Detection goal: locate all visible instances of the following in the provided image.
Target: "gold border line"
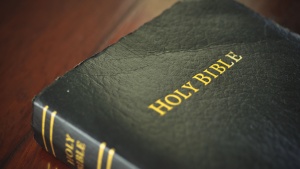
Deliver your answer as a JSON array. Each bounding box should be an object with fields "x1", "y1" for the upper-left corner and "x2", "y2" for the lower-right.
[
  {"x1": 42, "y1": 105, "x2": 49, "y2": 152},
  {"x1": 106, "y1": 149, "x2": 115, "y2": 169},
  {"x1": 50, "y1": 111, "x2": 57, "y2": 157},
  {"x1": 97, "y1": 142, "x2": 106, "y2": 169}
]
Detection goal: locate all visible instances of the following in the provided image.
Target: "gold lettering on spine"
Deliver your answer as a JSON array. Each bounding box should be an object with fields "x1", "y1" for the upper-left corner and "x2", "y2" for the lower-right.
[
  {"x1": 66, "y1": 149, "x2": 74, "y2": 165},
  {"x1": 193, "y1": 73, "x2": 211, "y2": 85},
  {"x1": 106, "y1": 149, "x2": 115, "y2": 169},
  {"x1": 148, "y1": 99, "x2": 173, "y2": 116},
  {"x1": 65, "y1": 133, "x2": 75, "y2": 166},
  {"x1": 225, "y1": 51, "x2": 242, "y2": 62},
  {"x1": 97, "y1": 143, "x2": 106, "y2": 169},
  {"x1": 66, "y1": 133, "x2": 75, "y2": 143},
  {"x1": 50, "y1": 111, "x2": 57, "y2": 157},
  {"x1": 75, "y1": 140, "x2": 86, "y2": 169},
  {"x1": 42, "y1": 105, "x2": 49, "y2": 152},
  {"x1": 64, "y1": 134, "x2": 86, "y2": 168}
]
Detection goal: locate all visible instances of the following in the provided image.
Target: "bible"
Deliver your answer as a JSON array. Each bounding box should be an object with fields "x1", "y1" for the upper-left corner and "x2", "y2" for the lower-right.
[{"x1": 32, "y1": 0, "x2": 300, "y2": 169}]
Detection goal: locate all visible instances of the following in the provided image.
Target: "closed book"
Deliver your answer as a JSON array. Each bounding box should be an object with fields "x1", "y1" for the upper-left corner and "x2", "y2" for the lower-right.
[{"x1": 32, "y1": 0, "x2": 300, "y2": 169}]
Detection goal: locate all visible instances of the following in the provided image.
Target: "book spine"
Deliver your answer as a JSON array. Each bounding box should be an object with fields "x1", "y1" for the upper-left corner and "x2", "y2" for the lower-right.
[{"x1": 32, "y1": 99, "x2": 138, "y2": 169}]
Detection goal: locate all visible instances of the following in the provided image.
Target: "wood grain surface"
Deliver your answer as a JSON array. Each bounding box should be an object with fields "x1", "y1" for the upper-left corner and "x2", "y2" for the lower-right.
[{"x1": 0, "y1": 0, "x2": 299, "y2": 168}]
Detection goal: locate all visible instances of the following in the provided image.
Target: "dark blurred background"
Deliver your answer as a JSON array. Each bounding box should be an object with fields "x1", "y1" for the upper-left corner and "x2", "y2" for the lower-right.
[{"x1": 238, "y1": 0, "x2": 300, "y2": 33}]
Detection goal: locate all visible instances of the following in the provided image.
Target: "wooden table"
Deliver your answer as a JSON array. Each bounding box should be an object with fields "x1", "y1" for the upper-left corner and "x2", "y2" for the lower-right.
[{"x1": 0, "y1": 0, "x2": 299, "y2": 168}]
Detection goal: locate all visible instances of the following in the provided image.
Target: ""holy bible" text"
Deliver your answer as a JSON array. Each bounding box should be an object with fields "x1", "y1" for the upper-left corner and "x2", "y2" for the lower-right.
[{"x1": 148, "y1": 51, "x2": 243, "y2": 116}]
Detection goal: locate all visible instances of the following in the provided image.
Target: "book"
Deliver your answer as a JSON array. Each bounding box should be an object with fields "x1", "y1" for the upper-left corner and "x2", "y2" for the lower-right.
[{"x1": 32, "y1": 0, "x2": 300, "y2": 169}]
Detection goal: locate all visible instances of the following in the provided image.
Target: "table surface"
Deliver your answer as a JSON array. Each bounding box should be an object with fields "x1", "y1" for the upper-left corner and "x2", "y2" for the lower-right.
[{"x1": 0, "y1": 0, "x2": 299, "y2": 168}]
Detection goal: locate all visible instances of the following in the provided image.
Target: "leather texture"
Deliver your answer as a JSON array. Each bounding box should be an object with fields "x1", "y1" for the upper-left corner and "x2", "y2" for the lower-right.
[{"x1": 33, "y1": 0, "x2": 300, "y2": 168}]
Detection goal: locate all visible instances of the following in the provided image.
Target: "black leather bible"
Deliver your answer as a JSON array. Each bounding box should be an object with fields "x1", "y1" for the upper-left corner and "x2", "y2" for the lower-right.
[{"x1": 32, "y1": 0, "x2": 300, "y2": 169}]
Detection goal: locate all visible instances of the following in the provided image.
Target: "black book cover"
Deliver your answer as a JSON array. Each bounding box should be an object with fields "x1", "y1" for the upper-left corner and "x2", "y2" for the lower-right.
[{"x1": 32, "y1": 0, "x2": 300, "y2": 169}]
